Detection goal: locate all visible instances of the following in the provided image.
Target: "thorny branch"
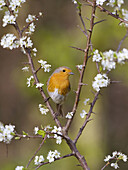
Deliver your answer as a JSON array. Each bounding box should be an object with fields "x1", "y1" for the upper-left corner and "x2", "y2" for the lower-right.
[
  {"x1": 74, "y1": 91, "x2": 99, "y2": 144},
  {"x1": 117, "y1": 30, "x2": 128, "y2": 52},
  {"x1": 26, "y1": 135, "x2": 47, "y2": 169},
  {"x1": 64, "y1": 0, "x2": 97, "y2": 133},
  {"x1": 35, "y1": 153, "x2": 74, "y2": 170},
  {"x1": 26, "y1": 49, "x2": 62, "y2": 128},
  {"x1": 85, "y1": 0, "x2": 128, "y2": 25}
]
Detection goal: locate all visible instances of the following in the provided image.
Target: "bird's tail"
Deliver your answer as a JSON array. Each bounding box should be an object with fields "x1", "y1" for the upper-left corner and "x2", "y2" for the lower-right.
[{"x1": 56, "y1": 104, "x2": 64, "y2": 117}]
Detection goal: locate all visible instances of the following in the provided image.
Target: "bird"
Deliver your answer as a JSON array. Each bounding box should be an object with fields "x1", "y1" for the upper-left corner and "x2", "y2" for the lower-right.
[{"x1": 47, "y1": 66, "x2": 74, "y2": 116}]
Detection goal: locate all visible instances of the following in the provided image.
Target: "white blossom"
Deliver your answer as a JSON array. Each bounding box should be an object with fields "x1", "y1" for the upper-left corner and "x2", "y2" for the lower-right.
[
  {"x1": 122, "y1": 154, "x2": 128, "y2": 162},
  {"x1": 9, "y1": 0, "x2": 26, "y2": 11},
  {"x1": 38, "y1": 59, "x2": 51, "y2": 72},
  {"x1": 92, "y1": 49, "x2": 102, "y2": 62},
  {"x1": 33, "y1": 48, "x2": 37, "y2": 52},
  {"x1": 0, "y1": 123, "x2": 15, "y2": 144},
  {"x1": 54, "y1": 150, "x2": 60, "y2": 159},
  {"x1": 47, "y1": 150, "x2": 60, "y2": 163},
  {"x1": 106, "y1": 0, "x2": 115, "y2": 7},
  {"x1": 117, "y1": 0, "x2": 124, "y2": 8},
  {"x1": 19, "y1": 36, "x2": 33, "y2": 48},
  {"x1": 34, "y1": 155, "x2": 44, "y2": 165},
  {"x1": 112, "y1": 151, "x2": 118, "y2": 157},
  {"x1": 101, "y1": 50, "x2": 116, "y2": 71},
  {"x1": 47, "y1": 150, "x2": 55, "y2": 163},
  {"x1": 44, "y1": 64, "x2": 51, "y2": 72},
  {"x1": 3, "y1": 14, "x2": 16, "y2": 27},
  {"x1": 26, "y1": 14, "x2": 35, "y2": 23},
  {"x1": 29, "y1": 22, "x2": 35, "y2": 32},
  {"x1": 39, "y1": 104, "x2": 49, "y2": 115},
  {"x1": 104, "y1": 151, "x2": 128, "y2": 169},
  {"x1": 22, "y1": 66, "x2": 29, "y2": 72},
  {"x1": 52, "y1": 126, "x2": 62, "y2": 144},
  {"x1": 0, "y1": 0, "x2": 5, "y2": 11},
  {"x1": 72, "y1": 0, "x2": 77, "y2": 4},
  {"x1": 44, "y1": 125, "x2": 52, "y2": 131},
  {"x1": 36, "y1": 83, "x2": 44, "y2": 88},
  {"x1": 19, "y1": 36, "x2": 27, "y2": 48},
  {"x1": 39, "y1": 12, "x2": 43, "y2": 16},
  {"x1": 0, "y1": 122, "x2": 4, "y2": 131},
  {"x1": 117, "y1": 48, "x2": 128, "y2": 63},
  {"x1": 80, "y1": 110, "x2": 88, "y2": 118},
  {"x1": 117, "y1": 152, "x2": 128, "y2": 162},
  {"x1": 92, "y1": 74, "x2": 110, "y2": 92},
  {"x1": 96, "y1": 0, "x2": 106, "y2": 6},
  {"x1": 25, "y1": 37, "x2": 33, "y2": 48},
  {"x1": 55, "y1": 136, "x2": 62, "y2": 144},
  {"x1": 65, "y1": 112, "x2": 73, "y2": 119},
  {"x1": 1, "y1": 33, "x2": 19, "y2": 50},
  {"x1": 51, "y1": 126, "x2": 62, "y2": 135},
  {"x1": 104, "y1": 155, "x2": 112, "y2": 162},
  {"x1": 77, "y1": 65, "x2": 83, "y2": 70},
  {"x1": 32, "y1": 48, "x2": 37, "y2": 56},
  {"x1": 84, "y1": 98, "x2": 90, "y2": 105},
  {"x1": 111, "y1": 162, "x2": 119, "y2": 169},
  {"x1": 38, "y1": 60, "x2": 47, "y2": 67},
  {"x1": 120, "y1": 9, "x2": 128, "y2": 27},
  {"x1": 34, "y1": 127, "x2": 39, "y2": 135},
  {"x1": 15, "y1": 166, "x2": 24, "y2": 170},
  {"x1": 26, "y1": 23, "x2": 36, "y2": 35},
  {"x1": 26, "y1": 75, "x2": 34, "y2": 87}
]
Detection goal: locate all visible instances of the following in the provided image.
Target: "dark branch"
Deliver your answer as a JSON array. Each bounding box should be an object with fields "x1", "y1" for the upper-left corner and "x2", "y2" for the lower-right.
[
  {"x1": 70, "y1": 46, "x2": 86, "y2": 52},
  {"x1": 64, "y1": 0, "x2": 97, "y2": 133},
  {"x1": 93, "y1": 19, "x2": 106, "y2": 26},
  {"x1": 26, "y1": 135, "x2": 47, "y2": 169},
  {"x1": 117, "y1": 30, "x2": 128, "y2": 52},
  {"x1": 35, "y1": 153, "x2": 74, "y2": 170},
  {"x1": 85, "y1": 0, "x2": 128, "y2": 25},
  {"x1": 74, "y1": 91, "x2": 99, "y2": 144}
]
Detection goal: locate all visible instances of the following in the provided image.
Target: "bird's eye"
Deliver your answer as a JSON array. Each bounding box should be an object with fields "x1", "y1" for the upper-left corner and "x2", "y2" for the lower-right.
[{"x1": 62, "y1": 69, "x2": 66, "y2": 72}]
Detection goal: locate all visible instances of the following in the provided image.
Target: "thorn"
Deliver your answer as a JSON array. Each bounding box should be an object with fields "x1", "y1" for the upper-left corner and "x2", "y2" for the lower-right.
[
  {"x1": 110, "y1": 80, "x2": 122, "y2": 84},
  {"x1": 118, "y1": 21, "x2": 123, "y2": 25},
  {"x1": 44, "y1": 97, "x2": 50, "y2": 103},
  {"x1": 35, "y1": 66, "x2": 41, "y2": 74},
  {"x1": 87, "y1": 54, "x2": 92, "y2": 59},
  {"x1": 92, "y1": 111, "x2": 96, "y2": 114},
  {"x1": 88, "y1": 29, "x2": 92, "y2": 33},
  {"x1": 76, "y1": 164, "x2": 82, "y2": 167},
  {"x1": 22, "y1": 62, "x2": 30, "y2": 65},
  {"x1": 87, "y1": 118, "x2": 93, "y2": 122},
  {"x1": 73, "y1": 90, "x2": 79, "y2": 94},
  {"x1": 77, "y1": 25, "x2": 88, "y2": 37},
  {"x1": 69, "y1": 46, "x2": 85, "y2": 53},
  {"x1": 93, "y1": 14, "x2": 98, "y2": 18},
  {"x1": 85, "y1": 17, "x2": 91, "y2": 21},
  {"x1": 115, "y1": 10, "x2": 119, "y2": 17},
  {"x1": 79, "y1": 83, "x2": 88, "y2": 86},
  {"x1": 93, "y1": 19, "x2": 106, "y2": 26}
]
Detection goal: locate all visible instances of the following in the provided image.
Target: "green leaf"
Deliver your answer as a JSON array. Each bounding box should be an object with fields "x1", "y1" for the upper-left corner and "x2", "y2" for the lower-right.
[
  {"x1": 38, "y1": 130, "x2": 46, "y2": 138},
  {"x1": 99, "y1": 65, "x2": 103, "y2": 72},
  {"x1": 15, "y1": 137, "x2": 21, "y2": 140},
  {"x1": 22, "y1": 131, "x2": 28, "y2": 136}
]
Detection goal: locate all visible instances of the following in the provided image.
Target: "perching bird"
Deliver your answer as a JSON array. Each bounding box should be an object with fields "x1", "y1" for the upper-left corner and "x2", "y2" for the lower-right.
[{"x1": 47, "y1": 66, "x2": 74, "y2": 116}]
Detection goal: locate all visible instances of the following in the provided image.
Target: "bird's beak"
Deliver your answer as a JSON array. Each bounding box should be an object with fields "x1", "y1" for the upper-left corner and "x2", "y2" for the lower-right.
[{"x1": 69, "y1": 72, "x2": 74, "y2": 75}]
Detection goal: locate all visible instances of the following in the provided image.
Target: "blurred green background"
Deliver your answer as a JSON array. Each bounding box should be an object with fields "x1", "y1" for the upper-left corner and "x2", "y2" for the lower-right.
[{"x1": 0, "y1": 0, "x2": 128, "y2": 169}]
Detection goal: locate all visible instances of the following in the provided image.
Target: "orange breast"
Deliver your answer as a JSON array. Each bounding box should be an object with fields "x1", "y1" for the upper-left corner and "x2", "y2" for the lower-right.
[{"x1": 47, "y1": 73, "x2": 70, "y2": 96}]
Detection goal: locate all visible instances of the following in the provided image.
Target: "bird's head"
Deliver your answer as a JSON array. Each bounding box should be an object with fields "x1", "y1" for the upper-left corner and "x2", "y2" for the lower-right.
[{"x1": 54, "y1": 66, "x2": 74, "y2": 78}]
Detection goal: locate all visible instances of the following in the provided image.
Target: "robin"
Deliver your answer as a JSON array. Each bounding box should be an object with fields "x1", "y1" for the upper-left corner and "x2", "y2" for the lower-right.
[{"x1": 47, "y1": 66, "x2": 74, "y2": 116}]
